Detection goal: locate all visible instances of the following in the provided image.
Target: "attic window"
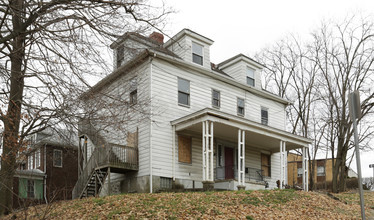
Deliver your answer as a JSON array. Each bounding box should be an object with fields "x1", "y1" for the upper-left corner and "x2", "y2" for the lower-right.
[
  {"x1": 246, "y1": 67, "x2": 255, "y2": 86},
  {"x1": 192, "y1": 42, "x2": 203, "y2": 65},
  {"x1": 116, "y1": 45, "x2": 124, "y2": 68}
]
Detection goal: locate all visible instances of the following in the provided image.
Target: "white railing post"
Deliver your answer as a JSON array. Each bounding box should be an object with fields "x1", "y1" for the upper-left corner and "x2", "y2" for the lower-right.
[
  {"x1": 302, "y1": 146, "x2": 308, "y2": 191},
  {"x1": 237, "y1": 129, "x2": 245, "y2": 189},
  {"x1": 279, "y1": 141, "x2": 283, "y2": 189},
  {"x1": 202, "y1": 121, "x2": 206, "y2": 181},
  {"x1": 202, "y1": 120, "x2": 214, "y2": 189}
]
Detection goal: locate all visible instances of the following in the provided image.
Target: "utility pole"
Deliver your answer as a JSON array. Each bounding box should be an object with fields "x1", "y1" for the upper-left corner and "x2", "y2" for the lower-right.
[
  {"x1": 370, "y1": 164, "x2": 374, "y2": 187},
  {"x1": 349, "y1": 90, "x2": 365, "y2": 220}
]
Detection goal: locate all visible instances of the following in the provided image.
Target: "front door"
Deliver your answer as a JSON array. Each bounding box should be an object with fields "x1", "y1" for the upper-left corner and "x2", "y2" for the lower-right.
[{"x1": 225, "y1": 147, "x2": 234, "y2": 179}]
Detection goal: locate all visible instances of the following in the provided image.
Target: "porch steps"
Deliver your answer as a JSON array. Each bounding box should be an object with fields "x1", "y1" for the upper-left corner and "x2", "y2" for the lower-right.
[{"x1": 81, "y1": 169, "x2": 108, "y2": 198}]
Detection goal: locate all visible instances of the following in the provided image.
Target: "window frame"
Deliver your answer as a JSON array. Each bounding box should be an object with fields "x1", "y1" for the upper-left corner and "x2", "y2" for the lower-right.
[
  {"x1": 192, "y1": 42, "x2": 203, "y2": 65},
  {"x1": 297, "y1": 167, "x2": 303, "y2": 177},
  {"x1": 129, "y1": 77, "x2": 137, "y2": 105},
  {"x1": 53, "y1": 149, "x2": 63, "y2": 168},
  {"x1": 35, "y1": 149, "x2": 40, "y2": 168},
  {"x1": 261, "y1": 107, "x2": 269, "y2": 125},
  {"x1": 246, "y1": 67, "x2": 255, "y2": 86},
  {"x1": 27, "y1": 179, "x2": 35, "y2": 199},
  {"x1": 116, "y1": 45, "x2": 124, "y2": 68},
  {"x1": 178, "y1": 77, "x2": 190, "y2": 107},
  {"x1": 317, "y1": 166, "x2": 326, "y2": 177},
  {"x1": 237, "y1": 97, "x2": 245, "y2": 116},
  {"x1": 212, "y1": 89, "x2": 220, "y2": 108},
  {"x1": 28, "y1": 154, "x2": 34, "y2": 169},
  {"x1": 261, "y1": 153, "x2": 271, "y2": 177}
]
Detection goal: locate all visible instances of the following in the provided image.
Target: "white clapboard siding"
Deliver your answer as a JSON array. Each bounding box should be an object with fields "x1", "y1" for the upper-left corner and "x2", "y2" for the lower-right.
[
  {"x1": 220, "y1": 60, "x2": 262, "y2": 90},
  {"x1": 149, "y1": 58, "x2": 286, "y2": 181},
  {"x1": 88, "y1": 61, "x2": 151, "y2": 177}
]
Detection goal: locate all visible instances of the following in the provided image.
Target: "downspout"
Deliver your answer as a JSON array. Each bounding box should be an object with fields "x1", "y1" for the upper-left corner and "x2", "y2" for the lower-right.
[
  {"x1": 43, "y1": 144, "x2": 48, "y2": 204},
  {"x1": 172, "y1": 125, "x2": 176, "y2": 181},
  {"x1": 149, "y1": 54, "x2": 155, "y2": 193}
]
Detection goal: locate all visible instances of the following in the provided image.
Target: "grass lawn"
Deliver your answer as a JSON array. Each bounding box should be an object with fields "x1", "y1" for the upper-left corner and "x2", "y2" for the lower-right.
[{"x1": 4, "y1": 189, "x2": 374, "y2": 219}]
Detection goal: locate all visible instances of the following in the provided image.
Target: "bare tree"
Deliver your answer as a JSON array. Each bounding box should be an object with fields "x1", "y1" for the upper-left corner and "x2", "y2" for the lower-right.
[
  {"x1": 256, "y1": 35, "x2": 323, "y2": 190},
  {"x1": 310, "y1": 16, "x2": 374, "y2": 192},
  {"x1": 0, "y1": 0, "x2": 171, "y2": 215}
]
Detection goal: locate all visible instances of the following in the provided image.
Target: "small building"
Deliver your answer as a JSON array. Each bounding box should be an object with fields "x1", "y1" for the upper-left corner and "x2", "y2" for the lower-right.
[
  {"x1": 288, "y1": 152, "x2": 356, "y2": 189},
  {"x1": 13, "y1": 129, "x2": 78, "y2": 209}
]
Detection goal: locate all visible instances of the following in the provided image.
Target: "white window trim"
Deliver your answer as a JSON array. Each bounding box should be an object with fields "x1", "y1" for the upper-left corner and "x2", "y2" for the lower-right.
[
  {"x1": 178, "y1": 77, "x2": 190, "y2": 107},
  {"x1": 212, "y1": 89, "x2": 220, "y2": 109},
  {"x1": 246, "y1": 66, "x2": 255, "y2": 86},
  {"x1": 261, "y1": 107, "x2": 269, "y2": 125},
  {"x1": 192, "y1": 41, "x2": 204, "y2": 66},
  {"x1": 237, "y1": 97, "x2": 245, "y2": 116},
  {"x1": 35, "y1": 149, "x2": 40, "y2": 168},
  {"x1": 53, "y1": 149, "x2": 63, "y2": 168}
]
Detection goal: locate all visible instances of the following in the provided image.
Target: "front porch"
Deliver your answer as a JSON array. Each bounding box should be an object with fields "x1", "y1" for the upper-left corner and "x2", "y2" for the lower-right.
[{"x1": 171, "y1": 108, "x2": 311, "y2": 191}]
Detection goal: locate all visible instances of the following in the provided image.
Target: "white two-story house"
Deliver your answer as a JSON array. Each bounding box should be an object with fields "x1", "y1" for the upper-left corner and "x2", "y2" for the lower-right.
[{"x1": 72, "y1": 29, "x2": 311, "y2": 199}]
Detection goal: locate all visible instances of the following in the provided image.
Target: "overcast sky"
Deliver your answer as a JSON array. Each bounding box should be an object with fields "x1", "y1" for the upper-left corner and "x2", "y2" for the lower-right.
[{"x1": 164, "y1": 0, "x2": 374, "y2": 177}]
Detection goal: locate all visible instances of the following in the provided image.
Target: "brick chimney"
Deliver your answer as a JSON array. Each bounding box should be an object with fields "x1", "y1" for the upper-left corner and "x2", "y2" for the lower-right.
[{"x1": 149, "y1": 32, "x2": 164, "y2": 44}]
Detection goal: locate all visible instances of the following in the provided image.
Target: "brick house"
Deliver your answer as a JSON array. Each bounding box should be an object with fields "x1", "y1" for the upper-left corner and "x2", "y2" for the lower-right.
[{"x1": 12, "y1": 129, "x2": 78, "y2": 209}]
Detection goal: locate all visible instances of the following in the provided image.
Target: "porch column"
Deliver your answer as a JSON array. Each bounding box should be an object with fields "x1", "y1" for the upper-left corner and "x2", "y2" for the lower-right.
[
  {"x1": 202, "y1": 120, "x2": 214, "y2": 190},
  {"x1": 302, "y1": 146, "x2": 309, "y2": 191},
  {"x1": 237, "y1": 129, "x2": 245, "y2": 190},
  {"x1": 279, "y1": 140, "x2": 286, "y2": 189}
]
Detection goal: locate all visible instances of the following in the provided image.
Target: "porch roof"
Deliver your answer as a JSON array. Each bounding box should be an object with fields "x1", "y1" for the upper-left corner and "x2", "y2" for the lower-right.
[{"x1": 171, "y1": 108, "x2": 312, "y2": 152}]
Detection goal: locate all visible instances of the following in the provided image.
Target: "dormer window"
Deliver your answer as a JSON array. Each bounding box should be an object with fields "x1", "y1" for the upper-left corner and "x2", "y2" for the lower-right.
[
  {"x1": 116, "y1": 45, "x2": 124, "y2": 68},
  {"x1": 246, "y1": 67, "x2": 255, "y2": 86},
  {"x1": 192, "y1": 42, "x2": 203, "y2": 65}
]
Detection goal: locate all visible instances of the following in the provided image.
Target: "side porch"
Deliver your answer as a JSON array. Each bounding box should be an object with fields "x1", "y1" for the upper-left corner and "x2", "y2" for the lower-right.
[{"x1": 171, "y1": 108, "x2": 311, "y2": 191}]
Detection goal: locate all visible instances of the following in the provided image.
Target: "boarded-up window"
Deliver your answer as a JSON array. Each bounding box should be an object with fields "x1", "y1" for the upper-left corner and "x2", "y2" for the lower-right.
[
  {"x1": 178, "y1": 135, "x2": 191, "y2": 164},
  {"x1": 127, "y1": 131, "x2": 138, "y2": 147},
  {"x1": 261, "y1": 154, "x2": 271, "y2": 177}
]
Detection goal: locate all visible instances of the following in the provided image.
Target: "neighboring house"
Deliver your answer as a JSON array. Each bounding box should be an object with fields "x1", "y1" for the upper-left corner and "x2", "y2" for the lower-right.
[
  {"x1": 73, "y1": 29, "x2": 312, "y2": 199},
  {"x1": 288, "y1": 153, "x2": 356, "y2": 188},
  {"x1": 13, "y1": 129, "x2": 78, "y2": 209}
]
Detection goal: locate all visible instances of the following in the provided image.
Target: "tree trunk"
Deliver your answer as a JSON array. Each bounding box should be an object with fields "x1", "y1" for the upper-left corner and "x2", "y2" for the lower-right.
[
  {"x1": 0, "y1": 0, "x2": 25, "y2": 215},
  {"x1": 309, "y1": 160, "x2": 315, "y2": 191}
]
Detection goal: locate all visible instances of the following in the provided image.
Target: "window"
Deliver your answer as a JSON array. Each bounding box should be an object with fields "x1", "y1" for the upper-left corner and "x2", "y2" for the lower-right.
[
  {"x1": 297, "y1": 167, "x2": 303, "y2": 177},
  {"x1": 27, "y1": 180, "x2": 34, "y2": 198},
  {"x1": 246, "y1": 67, "x2": 255, "y2": 86},
  {"x1": 129, "y1": 78, "x2": 137, "y2": 105},
  {"x1": 178, "y1": 78, "x2": 190, "y2": 106},
  {"x1": 237, "y1": 98, "x2": 245, "y2": 116},
  {"x1": 178, "y1": 135, "x2": 192, "y2": 164},
  {"x1": 28, "y1": 154, "x2": 34, "y2": 169},
  {"x1": 317, "y1": 166, "x2": 325, "y2": 176},
  {"x1": 261, "y1": 154, "x2": 271, "y2": 177},
  {"x1": 160, "y1": 177, "x2": 172, "y2": 189},
  {"x1": 116, "y1": 45, "x2": 124, "y2": 68},
  {"x1": 53, "y1": 149, "x2": 63, "y2": 167},
  {"x1": 192, "y1": 42, "x2": 203, "y2": 65},
  {"x1": 35, "y1": 149, "x2": 40, "y2": 168},
  {"x1": 261, "y1": 107, "x2": 268, "y2": 125},
  {"x1": 212, "y1": 89, "x2": 220, "y2": 108}
]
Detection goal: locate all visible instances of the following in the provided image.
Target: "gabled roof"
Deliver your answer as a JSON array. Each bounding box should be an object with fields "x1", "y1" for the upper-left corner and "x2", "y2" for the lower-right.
[
  {"x1": 164, "y1": 28, "x2": 214, "y2": 48},
  {"x1": 218, "y1": 53, "x2": 265, "y2": 69}
]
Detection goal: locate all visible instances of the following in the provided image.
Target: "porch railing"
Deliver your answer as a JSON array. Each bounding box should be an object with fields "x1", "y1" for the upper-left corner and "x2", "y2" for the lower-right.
[
  {"x1": 214, "y1": 166, "x2": 264, "y2": 182},
  {"x1": 72, "y1": 144, "x2": 138, "y2": 199}
]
